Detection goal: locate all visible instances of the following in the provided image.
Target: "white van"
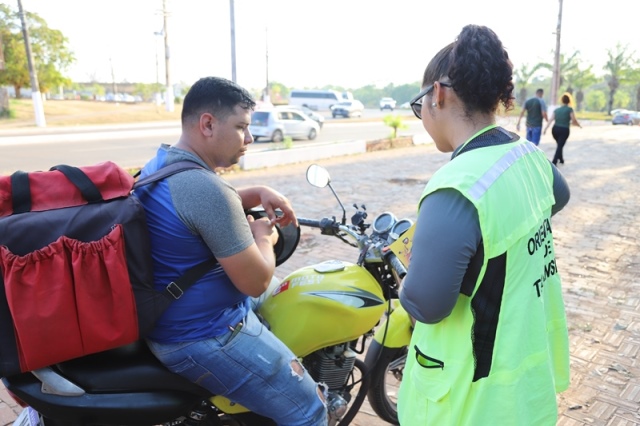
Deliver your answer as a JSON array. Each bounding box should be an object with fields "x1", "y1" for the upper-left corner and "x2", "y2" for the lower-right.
[{"x1": 288, "y1": 89, "x2": 344, "y2": 111}]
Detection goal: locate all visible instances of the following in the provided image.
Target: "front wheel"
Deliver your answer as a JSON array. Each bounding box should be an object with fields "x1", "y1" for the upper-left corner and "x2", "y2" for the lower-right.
[
  {"x1": 271, "y1": 130, "x2": 283, "y2": 143},
  {"x1": 308, "y1": 128, "x2": 317, "y2": 140},
  {"x1": 365, "y1": 341, "x2": 407, "y2": 425}
]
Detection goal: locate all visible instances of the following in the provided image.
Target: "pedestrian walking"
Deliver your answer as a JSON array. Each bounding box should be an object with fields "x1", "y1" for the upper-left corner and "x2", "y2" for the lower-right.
[
  {"x1": 516, "y1": 88, "x2": 548, "y2": 145},
  {"x1": 544, "y1": 93, "x2": 582, "y2": 165}
]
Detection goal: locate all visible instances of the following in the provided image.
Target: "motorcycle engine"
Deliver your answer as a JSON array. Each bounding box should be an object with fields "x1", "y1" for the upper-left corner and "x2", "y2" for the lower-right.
[
  {"x1": 303, "y1": 343, "x2": 356, "y2": 391},
  {"x1": 303, "y1": 343, "x2": 356, "y2": 421}
]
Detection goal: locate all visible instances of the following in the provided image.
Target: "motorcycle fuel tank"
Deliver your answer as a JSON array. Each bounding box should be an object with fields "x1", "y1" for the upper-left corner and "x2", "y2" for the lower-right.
[{"x1": 259, "y1": 260, "x2": 386, "y2": 357}]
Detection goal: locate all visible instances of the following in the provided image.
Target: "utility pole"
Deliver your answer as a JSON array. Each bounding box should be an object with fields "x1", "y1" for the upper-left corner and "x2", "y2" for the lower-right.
[
  {"x1": 17, "y1": 0, "x2": 46, "y2": 127},
  {"x1": 154, "y1": 30, "x2": 163, "y2": 106},
  {"x1": 162, "y1": 0, "x2": 174, "y2": 112},
  {"x1": 109, "y1": 56, "x2": 118, "y2": 102},
  {"x1": 229, "y1": 0, "x2": 236, "y2": 82},
  {"x1": 550, "y1": 0, "x2": 563, "y2": 108},
  {"x1": 264, "y1": 26, "x2": 270, "y2": 103}
]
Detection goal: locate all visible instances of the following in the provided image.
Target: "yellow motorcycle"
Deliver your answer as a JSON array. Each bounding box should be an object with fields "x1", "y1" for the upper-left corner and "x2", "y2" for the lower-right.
[{"x1": 3, "y1": 164, "x2": 412, "y2": 426}]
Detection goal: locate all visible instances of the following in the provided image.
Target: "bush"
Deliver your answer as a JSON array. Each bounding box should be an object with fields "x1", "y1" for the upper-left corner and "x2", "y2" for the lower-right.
[
  {"x1": 0, "y1": 107, "x2": 15, "y2": 119},
  {"x1": 383, "y1": 114, "x2": 408, "y2": 139}
]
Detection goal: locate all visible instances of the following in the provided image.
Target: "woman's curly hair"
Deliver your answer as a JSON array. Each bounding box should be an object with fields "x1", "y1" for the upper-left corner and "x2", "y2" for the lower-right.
[{"x1": 422, "y1": 25, "x2": 515, "y2": 115}]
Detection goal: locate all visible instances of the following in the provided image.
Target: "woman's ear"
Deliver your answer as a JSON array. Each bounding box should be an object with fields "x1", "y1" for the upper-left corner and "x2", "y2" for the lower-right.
[{"x1": 433, "y1": 82, "x2": 447, "y2": 108}]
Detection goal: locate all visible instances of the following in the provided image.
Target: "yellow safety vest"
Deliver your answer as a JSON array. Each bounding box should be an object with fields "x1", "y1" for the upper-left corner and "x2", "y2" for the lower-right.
[{"x1": 398, "y1": 138, "x2": 569, "y2": 425}]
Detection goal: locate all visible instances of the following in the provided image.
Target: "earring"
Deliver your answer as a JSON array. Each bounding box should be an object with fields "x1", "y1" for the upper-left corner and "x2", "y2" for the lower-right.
[{"x1": 431, "y1": 102, "x2": 437, "y2": 107}]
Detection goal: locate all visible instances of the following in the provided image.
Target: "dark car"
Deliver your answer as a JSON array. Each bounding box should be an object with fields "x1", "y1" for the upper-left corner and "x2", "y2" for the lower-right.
[{"x1": 612, "y1": 110, "x2": 638, "y2": 125}]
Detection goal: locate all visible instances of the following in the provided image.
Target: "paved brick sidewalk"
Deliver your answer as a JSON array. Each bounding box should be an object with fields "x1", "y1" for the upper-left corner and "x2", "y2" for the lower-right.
[{"x1": 2, "y1": 123, "x2": 639, "y2": 425}]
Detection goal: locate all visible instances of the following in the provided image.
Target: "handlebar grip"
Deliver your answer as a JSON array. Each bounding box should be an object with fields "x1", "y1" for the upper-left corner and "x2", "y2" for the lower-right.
[
  {"x1": 297, "y1": 218, "x2": 322, "y2": 228},
  {"x1": 387, "y1": 252, "x2": 407, "y2": 279}
]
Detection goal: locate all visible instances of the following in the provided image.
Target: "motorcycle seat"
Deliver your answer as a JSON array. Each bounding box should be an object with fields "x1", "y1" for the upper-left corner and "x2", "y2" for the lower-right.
[{"x1": 55, "y1": 340, "x2": 209, "y2": 396}]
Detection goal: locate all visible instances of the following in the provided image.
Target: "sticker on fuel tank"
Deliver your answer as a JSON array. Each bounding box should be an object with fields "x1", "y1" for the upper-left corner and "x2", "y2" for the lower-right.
[{"x1": 305, "y1": 287, "x2": 384, "y2": 308}]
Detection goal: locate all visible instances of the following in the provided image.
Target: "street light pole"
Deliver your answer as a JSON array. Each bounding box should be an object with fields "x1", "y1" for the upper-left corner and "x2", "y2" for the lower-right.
[
  {"x1": 264, "y1": 26, "x2": 270, "y2": 103},
  {"x1": 550, "y1": 0, "x2": 563, "y2": 108},
  {"x1": 162, "y1": 0, "x2": 174, "y2": 112},
  {"x1": 17, "y1": 0, "x2": 46, "y2": 127},
  {"x1": 229, "y1": 0, "x2": 237, "y2": 82}
]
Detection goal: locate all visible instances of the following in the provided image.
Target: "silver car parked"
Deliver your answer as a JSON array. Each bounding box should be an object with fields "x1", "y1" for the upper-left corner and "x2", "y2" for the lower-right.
[{"x1": 249, "y1": 108, "x2": 320, "y2": 142}]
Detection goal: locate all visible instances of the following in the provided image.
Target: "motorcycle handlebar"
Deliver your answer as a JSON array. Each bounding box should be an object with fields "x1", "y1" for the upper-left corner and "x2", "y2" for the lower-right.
[
  {"x1": 297, "y1": 217, "x2": 360, "y2": 244},
  {"x1": 386, "y1": 251, "x2": 407, "y2": 279},
  {"x1": 297, "y1": 218, "x2": 322, "y2": 228},
  {"x1": 298, "y1": 217, "x2": 408, "y2": 279}
]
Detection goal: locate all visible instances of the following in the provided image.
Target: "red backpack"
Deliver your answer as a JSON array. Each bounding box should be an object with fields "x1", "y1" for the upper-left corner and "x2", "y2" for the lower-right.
[{"x1": 0, "y1": 161, "x2": 215, "y2": 376}]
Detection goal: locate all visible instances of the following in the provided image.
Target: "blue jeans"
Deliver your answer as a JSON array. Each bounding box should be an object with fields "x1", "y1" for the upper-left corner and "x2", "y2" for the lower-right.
[
  {"x1": 147, "y1": 309, "x2": 327, "y2": 426},
  {"x1": 526, "y1": 126, "x2": 542, "y2": 145}
]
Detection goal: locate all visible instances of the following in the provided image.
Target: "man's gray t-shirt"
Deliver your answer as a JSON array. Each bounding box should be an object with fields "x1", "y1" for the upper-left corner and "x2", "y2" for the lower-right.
[{"x1": 163, "y1": 147, "x2": 254, "y2": 259}]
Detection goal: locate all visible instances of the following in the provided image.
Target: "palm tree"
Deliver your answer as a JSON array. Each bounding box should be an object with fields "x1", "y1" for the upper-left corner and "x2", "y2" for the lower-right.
[
  {"x1": 565, "y1": 65, "x2": 597, "y2": 111},
  {"x1": 539, "y1": 51, "x2": 581, "y2": 102},
  {"x1": 603, "y1": 44, "x2": 637, "y2": 115},
  {"x1": 514, "y1": 63, "x2": 545, "y2": 105}
]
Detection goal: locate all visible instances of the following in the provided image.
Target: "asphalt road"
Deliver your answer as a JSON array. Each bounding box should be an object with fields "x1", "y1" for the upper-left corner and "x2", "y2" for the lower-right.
[{"x1": 0, "y1": 110, "x2": 424, "y2": 173}]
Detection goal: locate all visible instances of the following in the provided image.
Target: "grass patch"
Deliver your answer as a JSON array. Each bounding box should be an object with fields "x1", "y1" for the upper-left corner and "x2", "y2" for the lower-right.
[
  {"x1": 0, "y1": 99, "x2": 182, "y2": 128},
  {"x1": 0, "y1": 99, "x2": 611, "y2": 130}
]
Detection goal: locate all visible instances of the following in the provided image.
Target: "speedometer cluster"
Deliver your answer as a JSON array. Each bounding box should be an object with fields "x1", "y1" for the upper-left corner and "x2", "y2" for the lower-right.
[{"x1": 372, "y1": 212, "x2": 413, "y2": 243}]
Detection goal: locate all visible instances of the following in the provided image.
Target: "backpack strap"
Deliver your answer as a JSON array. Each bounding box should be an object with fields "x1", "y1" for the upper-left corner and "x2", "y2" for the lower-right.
[
  {"x1": 133, "y1": 160, "x2": 206, "y2": 189},
  {"x1": 50, "y1": 165, "x2": 104, "y2": 203},
  {"x1": 11, "y1": 164, "x2": 106, "y2": 214},
  {"x1": 134, "y1": 160, "x2": 219, "y2": 299},
  {"x1": 163, "y1": 258, "x2": 219, "y2": 300},
  {"x1": 10, "y1": 170, "x2": 32, "y2": 214}
]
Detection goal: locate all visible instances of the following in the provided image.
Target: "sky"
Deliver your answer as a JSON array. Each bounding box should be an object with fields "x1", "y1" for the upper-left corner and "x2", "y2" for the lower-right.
[{"x1": 18, "y1": 0, "x2": 640, "y2": 92}]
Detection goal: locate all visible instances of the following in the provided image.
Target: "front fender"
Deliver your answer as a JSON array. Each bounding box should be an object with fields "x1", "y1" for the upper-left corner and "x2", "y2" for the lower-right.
[{"x1": 373, "y1": 303, "x2": 412, "y2": 348}]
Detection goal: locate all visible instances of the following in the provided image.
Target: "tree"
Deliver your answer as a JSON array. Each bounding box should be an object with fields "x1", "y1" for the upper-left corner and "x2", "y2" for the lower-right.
[
  {"x1": 134, "y1": 83, "x2": 154, "y2": 102},
  {"x1": 513, "y1": 63, "x2": 545, "y2": 105},
  {"x1": 268, "y1": 81, "x2": 289, "y2": 103},
  {"x1": 565, "y1": 65, "x2": 597, "y2": 111},
  {"x1": 625, "y1": 65, "x2": 640, "y2": 111},
  {"x1": 585, "y1": 90, "x2": 607, "y2": 112},
  {"x1": 538, "y1": 51, "x2": 581, "y2": 104},
  {"x1": 613, "y1": 91, "x2": 631, "y2": 110},
  {"x1": 603, "y1": 44, "x2": 638, "y2": 115},
  {"x1": 0, "y1": 4, "x2": 74, "y2": 97},
  {"x1": 390, "y1": 82, "x2": 420, "y2": 105}
]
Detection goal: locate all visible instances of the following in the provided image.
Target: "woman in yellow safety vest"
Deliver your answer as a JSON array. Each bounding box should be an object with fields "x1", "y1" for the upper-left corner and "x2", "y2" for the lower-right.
[{"x1": 398, "y1": 24, "x2": 571, "y2": 425}]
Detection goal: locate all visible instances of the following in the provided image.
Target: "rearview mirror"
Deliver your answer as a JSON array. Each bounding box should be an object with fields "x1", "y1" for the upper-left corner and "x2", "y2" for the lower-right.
[{"x1": 306, "y1": 164, "x2": 330, "y2": 188}]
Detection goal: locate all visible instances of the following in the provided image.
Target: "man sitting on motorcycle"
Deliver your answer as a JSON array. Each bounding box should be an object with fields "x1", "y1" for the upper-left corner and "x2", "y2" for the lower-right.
[{"x1": 134, "y1": 76, "x2": 327, "y2": 426}]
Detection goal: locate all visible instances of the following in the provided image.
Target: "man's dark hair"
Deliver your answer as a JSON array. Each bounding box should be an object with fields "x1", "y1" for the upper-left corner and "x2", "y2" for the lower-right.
[
  {"x1": 536, "y1": 88, "x2": 544, "y2": 95},
  {"x1": 181, "y1": 77, "x2": 256, "y2": 125}
]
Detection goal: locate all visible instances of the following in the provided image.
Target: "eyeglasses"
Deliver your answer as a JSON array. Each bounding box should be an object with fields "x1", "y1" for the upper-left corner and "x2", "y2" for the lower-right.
[{"x1": 409, "y1": 82, "x2": 452, "y2": 119}]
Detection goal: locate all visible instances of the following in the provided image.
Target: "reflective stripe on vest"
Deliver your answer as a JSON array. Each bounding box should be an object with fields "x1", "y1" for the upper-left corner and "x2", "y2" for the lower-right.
[{"x1": 468, "y1": 142, "x2": 538, "y2": 200}]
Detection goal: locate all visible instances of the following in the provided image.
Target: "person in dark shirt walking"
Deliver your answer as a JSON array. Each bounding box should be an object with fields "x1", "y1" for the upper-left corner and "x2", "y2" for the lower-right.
[
  {"x1": 516, "y1": 88, "x2": 548, "y2": 145},
  {"x1": 544, "y1": 93, "x2": 582, "y2": 165}
]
